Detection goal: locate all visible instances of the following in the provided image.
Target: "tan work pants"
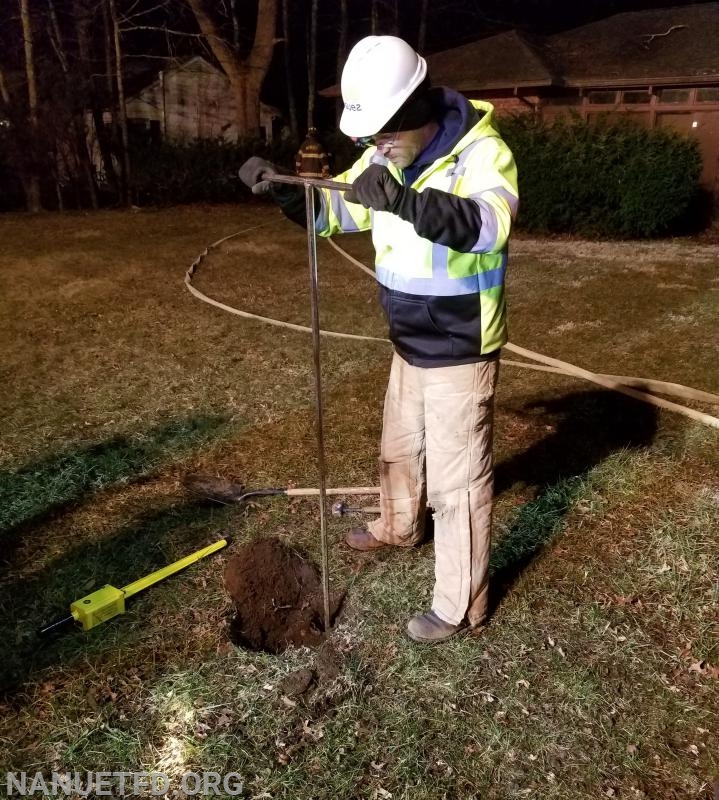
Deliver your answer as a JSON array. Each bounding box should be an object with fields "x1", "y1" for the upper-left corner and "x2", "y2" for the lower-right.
[{"x1": 368, "y1": 352, "x2": 498, "y2": 626}]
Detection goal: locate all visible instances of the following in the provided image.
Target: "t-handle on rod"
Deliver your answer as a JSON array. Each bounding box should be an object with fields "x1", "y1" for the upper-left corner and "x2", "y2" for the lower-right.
[{"x1": 269, "y1": 174, "x2": 352, "y2": 192}]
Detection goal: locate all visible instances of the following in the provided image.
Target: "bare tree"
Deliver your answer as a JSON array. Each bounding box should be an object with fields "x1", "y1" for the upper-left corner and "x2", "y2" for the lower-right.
[
  {"x1": 390, "y1": 0, "x2": 398, "y2": 35},
  {"x1": 70, "y1": 0, "x2": 119, "y2": 199},
  {"x1": 229, "y1": 0, "x2": 240, "y2": 50},
  {"x1": 335, "y1": 0, "x2": 348, "y2": 125},
  {"x1": 107, "y1": 0, "x2": 131, "y2": 205},
  {"x1": 185, "y1": 0, "x2": 279, "y2": 138},
  {"x1": 281, "y1": 0, "x2": 298, "y2": 138},
  {"x1": 306, "y1": 0, "x2": 318, "y2": 130},
  {"x1": 417, "y1": 0, "x2": 429, "y2": 52},
  {"x1": 102, "y1": 0, "x2": 121, "y2": 189},
  {"x1": 47, "y1": 0, "x2": 99, "y2": 209},
  {"x1": 20, "y1": 0, "x2": 42, "y2": 211}
]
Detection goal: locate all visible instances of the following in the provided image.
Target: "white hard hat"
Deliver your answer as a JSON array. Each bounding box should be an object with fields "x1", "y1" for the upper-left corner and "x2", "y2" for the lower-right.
[{"x1": 340, "y1": 36, "x2": 428, "y2": 138}]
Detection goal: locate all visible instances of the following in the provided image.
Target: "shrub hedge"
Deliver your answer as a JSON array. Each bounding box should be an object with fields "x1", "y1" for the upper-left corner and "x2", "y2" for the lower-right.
[
  {"x1": 128, "y1": 136, "x2": 299, "y2": 206},
  {"x1": 126, "y1": 113, "x2": 704, "y2": 238},
  {"x1": 498, "y1": 112, "x2": 703, "y2": 238}
]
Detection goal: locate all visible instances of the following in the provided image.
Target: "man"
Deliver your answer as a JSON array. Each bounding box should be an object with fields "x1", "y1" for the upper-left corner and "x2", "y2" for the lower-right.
[
  {"x1": 295, "y1": 126, "x2": 331, "y2": 179},
  {"x1": 239, "y1": 35, "x2": 518, "y2": 643}
]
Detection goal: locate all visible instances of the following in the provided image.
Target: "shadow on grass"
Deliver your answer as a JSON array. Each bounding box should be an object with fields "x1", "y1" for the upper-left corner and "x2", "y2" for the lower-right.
[
  {"x1": 0, "y1": 499, "x2": 236, "y2": 695},
  {"x1": 0, "y1": 415, "x2": 231, "y2": 571},
  {"x1": 489, "y1": 389, "x2": 658, "y2": 612}
]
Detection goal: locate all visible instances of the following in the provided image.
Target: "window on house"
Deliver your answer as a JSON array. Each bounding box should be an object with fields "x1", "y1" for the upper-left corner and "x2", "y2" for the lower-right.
[
  {"x1": 696, "y1": 88, "x2": 719, "y2": 102},
  {"x1": 587, "y1": 90, "x2": 617, "y2": 104},
  {"x1": 622, "y1": 90, "x2": 650, "y2": 105},
  {"x1": 657, "y1": 88, "x2": 690, "y2": 104},
  {"x1": 622, "y1": 111, "x2": 651, "y2": 128}
]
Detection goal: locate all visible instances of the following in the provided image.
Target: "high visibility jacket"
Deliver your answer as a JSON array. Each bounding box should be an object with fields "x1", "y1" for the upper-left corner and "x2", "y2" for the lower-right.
[{"x1": 315, "y1": 100, "x2": 518, "y2": 366}]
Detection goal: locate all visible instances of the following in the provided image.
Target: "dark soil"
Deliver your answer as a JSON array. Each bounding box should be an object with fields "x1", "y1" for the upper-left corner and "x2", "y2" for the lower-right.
[{"x1": 224, "y1": 537, "x2": 343, "y2": 654}]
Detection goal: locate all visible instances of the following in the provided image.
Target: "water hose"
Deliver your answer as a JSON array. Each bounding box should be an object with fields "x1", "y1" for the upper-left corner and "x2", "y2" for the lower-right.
[{"x1": 185, "y1": 223, "x2": 719, "y2": 429}]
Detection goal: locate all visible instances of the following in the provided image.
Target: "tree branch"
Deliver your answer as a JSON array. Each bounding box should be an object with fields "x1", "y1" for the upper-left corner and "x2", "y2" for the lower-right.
[{"x1": 641, "y1": 24, "x2": 687, "y2": 49}]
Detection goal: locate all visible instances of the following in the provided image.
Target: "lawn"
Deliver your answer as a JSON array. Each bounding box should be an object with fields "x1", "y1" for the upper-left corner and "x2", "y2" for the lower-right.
[{"x1": 0, "y1": 203, "x2": 717, "y2": 799}]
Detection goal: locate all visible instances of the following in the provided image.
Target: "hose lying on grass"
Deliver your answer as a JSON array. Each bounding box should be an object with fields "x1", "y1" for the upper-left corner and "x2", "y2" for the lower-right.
[{"x1": 184, "y1": 224, "x2": 719, "y2": 430}]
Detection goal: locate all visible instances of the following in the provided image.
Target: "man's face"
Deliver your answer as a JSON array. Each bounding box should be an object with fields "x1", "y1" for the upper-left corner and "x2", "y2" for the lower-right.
[
  {"x1": 365, "y1": 123, "x2": 437, "y2": 169},
  {"x1": 373, "y1": 128, "x2": 426, "y2": 169}
]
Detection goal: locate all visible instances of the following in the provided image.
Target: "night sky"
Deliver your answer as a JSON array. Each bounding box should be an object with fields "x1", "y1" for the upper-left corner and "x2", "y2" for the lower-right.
[{"x1": 1, "y1": 0, "x2": 715, "y2": 127}]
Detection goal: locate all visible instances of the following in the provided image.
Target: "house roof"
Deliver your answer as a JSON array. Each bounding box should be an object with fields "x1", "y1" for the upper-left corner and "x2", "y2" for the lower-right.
[
  {"x1": 545, "y1": 3, "x2": 719, "y2": 87},
  {"x1": 124, "y1": 55, "x2": 282, "y2": 117},
  {"x1": 426, "y1": 30, "x2": 555, "y2": 91},
  {"x1": 319, "y1": 3, "x2": 719, "y2": 97},
  {"x1": 125, "y1": 55, "x2": 218, "y2": 101}
]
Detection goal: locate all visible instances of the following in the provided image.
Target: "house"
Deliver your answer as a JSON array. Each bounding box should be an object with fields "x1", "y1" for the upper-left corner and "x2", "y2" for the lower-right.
[
  {"x1": 322, "y1": 4, "x2": 719, "y2": 194},
  {"x1": 123, "y1": 55, "x2": 281, "y2": 143},
  {"x1": 431, "y1": 4, "x2": 719, "y2": 193}
]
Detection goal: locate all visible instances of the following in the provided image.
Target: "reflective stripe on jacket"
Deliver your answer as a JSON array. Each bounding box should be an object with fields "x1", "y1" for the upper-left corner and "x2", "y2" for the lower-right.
[{"x1": 315, "y1": 100, "x2": 518, "y2": 364}]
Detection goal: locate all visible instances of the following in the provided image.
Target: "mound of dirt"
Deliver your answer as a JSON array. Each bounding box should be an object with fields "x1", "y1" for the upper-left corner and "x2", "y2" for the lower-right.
[{"x1": 224, "y1": 537, "x2": 343, "y2": 654}]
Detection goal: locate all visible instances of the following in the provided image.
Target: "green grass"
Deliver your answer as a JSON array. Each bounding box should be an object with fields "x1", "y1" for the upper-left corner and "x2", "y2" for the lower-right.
[
  {"x1": 0, "y1": 415, "x2": 230, "y2": 535},
  {"x1": 0, "y1": 205, "x2": 717, "y2": 799}
]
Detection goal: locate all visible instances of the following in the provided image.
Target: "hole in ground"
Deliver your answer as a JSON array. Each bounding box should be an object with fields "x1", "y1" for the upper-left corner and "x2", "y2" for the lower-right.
[{"x1": 224, "y1": 536, "x2": 343, "y2": 654}]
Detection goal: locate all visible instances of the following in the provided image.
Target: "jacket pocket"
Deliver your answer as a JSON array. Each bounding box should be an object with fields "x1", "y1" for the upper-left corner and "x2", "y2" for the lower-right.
[{"x1": 379, "y1": 288, "x2": 482, "y2": 361}]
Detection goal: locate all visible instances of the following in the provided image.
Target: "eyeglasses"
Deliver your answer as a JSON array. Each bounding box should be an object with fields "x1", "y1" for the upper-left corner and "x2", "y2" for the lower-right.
[{"x1": 353, "y1": 132, "x2": 398, "y2": 150}]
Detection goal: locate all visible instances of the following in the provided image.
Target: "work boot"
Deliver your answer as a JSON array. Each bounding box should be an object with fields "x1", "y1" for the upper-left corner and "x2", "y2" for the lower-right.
[
  {"x1": 406, "y1": 610, "x2": 466, "y2": 643},
  {"x1": 344, "y1": 527, "x2": 389, "y2": 551}
]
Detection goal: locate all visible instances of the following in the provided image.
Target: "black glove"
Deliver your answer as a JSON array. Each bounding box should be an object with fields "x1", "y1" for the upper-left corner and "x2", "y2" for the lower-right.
[
  {"x1": 344, "y1": 164, "x2": 404, "y2": 212},
  {"x1": 238, "y1": 156, "x2": 312, "y2": 228},
  {"x1": 238, "y1": 157, "x2": 281, "y2": 196}
]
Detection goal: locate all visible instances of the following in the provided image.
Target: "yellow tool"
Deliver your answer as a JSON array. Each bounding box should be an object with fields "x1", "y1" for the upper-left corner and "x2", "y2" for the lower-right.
[{"x1": 38, "y1": 539, "x2": 228, "y2": 635}]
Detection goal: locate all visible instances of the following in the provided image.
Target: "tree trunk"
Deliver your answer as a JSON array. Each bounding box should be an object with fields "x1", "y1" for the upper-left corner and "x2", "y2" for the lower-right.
[
  {"x1": 107, "y1": 0, "x2": 131, "y2": 205},
  {"x1": 51, "y1": 0, "x2": 99, "y2": 209},
  {"x1": 186, "y1": 0, "x2": 278, "y2": 139},
  {"x1": 306, "y1": 0, "x2": 318, "y2": 130},
  {"x1": 282, "y1": 0, "x2": 298, "y2": 138},
  {"x1": 74, "y1": 0, "x2": 115, "y2": 200},
  {"x1": 101, "y1": 0, "x2": 120, "y2": 196},
  {"x1": 418, "y1": 0, "x2": 429, "y2": 52},
  {"x1": 371, "y1": 0, "x2": 379, "y2": 35},
  {"x1": 20, "y1": 0, "x2": 42, "y2": 212},
  {"x1": 335, "y1": 0, "x2": 348, "y2": 125},
  {"x1": 230, "y1": 0, "x2": 240, "y2": 50}
]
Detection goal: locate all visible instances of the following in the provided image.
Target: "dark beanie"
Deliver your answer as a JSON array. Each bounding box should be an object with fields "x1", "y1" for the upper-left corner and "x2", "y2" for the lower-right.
[{"x1": 377, "y1": 77, "x2": 434, "y2": 134}]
